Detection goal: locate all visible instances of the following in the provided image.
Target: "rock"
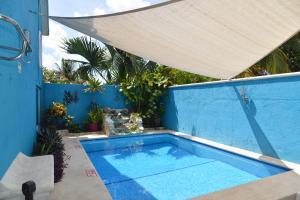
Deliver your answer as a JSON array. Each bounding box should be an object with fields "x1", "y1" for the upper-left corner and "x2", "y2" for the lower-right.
[{"x1": 103, "y1": 109, "x2": 143, "y2": 136}]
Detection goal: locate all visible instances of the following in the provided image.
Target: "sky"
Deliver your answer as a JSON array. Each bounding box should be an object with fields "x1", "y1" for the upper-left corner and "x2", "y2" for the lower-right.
[{"x1": 43, "y1": 0, "x2": 164, "y2": 69}]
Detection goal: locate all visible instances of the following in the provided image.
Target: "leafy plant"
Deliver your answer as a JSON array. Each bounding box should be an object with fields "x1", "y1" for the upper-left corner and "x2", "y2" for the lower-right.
[
  {"x1": 237, "y1": 33, "x2": 300, "y2": 78},
  {"x1": 48, "y1": 102, "x2": 67, "y2": 119},
  {"x1": 42, "y1": 67, "x2": 61, "y2": 83},
  {"x1": 62, "y1": 37, "x2": 111, "y2": 82},
  {"x1": 159, "y1": 66, "x2": 217, "y2": 85},
  {"x1": 120, "y1": 69, "x2": 171, "y2": 125},
  {"x1": 84, "y1": 79, "x2": 103, "y2": 93},
  {"x1": 34, "y1": 128, "x2": 69, "y2": 183},
  {"x1": 65, "y1": 115, "x2": 74, "y2": 128},
  {"x1": 42, "y1": 60, "x2": 83, "y2": 84},
  {"x1": 87, "y1": 103, "x2": 103, "y2": 125},
  {"x1": 45, "y1": 102, "x2": 74, "y2": 130},
  {"x1": 68, "y1": 123, "x2": 82, "y2": 133}
]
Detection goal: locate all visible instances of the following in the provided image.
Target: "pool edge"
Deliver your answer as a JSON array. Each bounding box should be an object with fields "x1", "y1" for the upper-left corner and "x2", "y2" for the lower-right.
[{"x1": 77, "y1": 130, "x2": 300, "y2": 200}]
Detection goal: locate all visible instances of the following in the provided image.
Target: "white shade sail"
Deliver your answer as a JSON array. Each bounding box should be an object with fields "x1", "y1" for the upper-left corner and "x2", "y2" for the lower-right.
[{"x1": 51, "y1": 0, "x2": 300, "y2": 79}]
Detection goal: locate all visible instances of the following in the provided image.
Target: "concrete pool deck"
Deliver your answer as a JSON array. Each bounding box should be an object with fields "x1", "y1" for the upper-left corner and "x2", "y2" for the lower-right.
[
  {"x1": 52, "y1": 133, "x2": 112, "y2": 200},
  {"x1": 53, "y1": 131, "x2": 300, "y2": 200}
]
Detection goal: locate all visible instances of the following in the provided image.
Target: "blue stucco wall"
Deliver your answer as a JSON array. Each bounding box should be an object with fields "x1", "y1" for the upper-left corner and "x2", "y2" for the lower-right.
[
  {"x1": 163, "y1": 74, "x2": 300, "y2": 164},
  {"x1": 0, "y1": 0, "x2": 42, "y2": 177},
  {"x1": 42, "y1": 83, "x2": 127, "y2": 124}
]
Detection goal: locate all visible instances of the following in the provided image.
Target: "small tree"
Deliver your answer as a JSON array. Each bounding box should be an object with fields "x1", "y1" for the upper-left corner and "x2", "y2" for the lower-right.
[{"x1": 120, "y1": 69, "x2": 171, "y2": 127}]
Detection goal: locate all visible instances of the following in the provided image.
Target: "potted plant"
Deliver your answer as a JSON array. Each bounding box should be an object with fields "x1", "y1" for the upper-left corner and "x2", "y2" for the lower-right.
[
  {"x1": 46, "y1": 102, "x2": 67, "y2": 129},
  {"x1": 87, "y1": 103, "x2": 103, "y2": 132}
]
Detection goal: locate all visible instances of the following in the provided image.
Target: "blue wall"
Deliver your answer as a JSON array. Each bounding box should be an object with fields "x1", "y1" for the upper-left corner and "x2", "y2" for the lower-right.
[
  {"x1": 0, "y1": 0, "x2": 42, "y2": 177},
  {"x1": 42, "y1": 83, "x2": 127, "y2": 124},
  {"x1": 163, "y1": 74, "x2": 300, "y2": 164}
]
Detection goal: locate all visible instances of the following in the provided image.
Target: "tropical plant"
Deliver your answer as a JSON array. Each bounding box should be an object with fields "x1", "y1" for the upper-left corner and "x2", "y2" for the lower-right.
[
  {"x1": 62, "y1": 37, "x2": 111, "y2": 82},
  {"x1": 45, "y1": 102, "x2": 74, "y2": 129},
  {"x1": 48, "y1": 102, "x2": 67, "y2": 119},
  {"x1": 62, "y1": 36, "x2": 159, "y2": 84},
  {"x1": 43, "y1": 60, "x2": 83, "y2": 84},
  {"x1": 56, "y1": 59, "x2": 82, "y2": 83},
  {"x1": 159, "y1": 66, "x2": 217, "y2": 85},
  {"x1": 86, "y1": 103, "x2": 103, "y2": 132},
  {"x1": 87, "y1": 103, "x2": 103, "y2": 124},
  {"x1": 87, "y1": 111, "x2": 102, "y2": 124},
  {"x1": 34, "y1": 127, "x2": 69, "y2": 183},
  {"x1": 42, "y1": 67, "x2": 61, "y2": 83},
  {"x1": 237, "y1": 49, "x2": 290, "y2": 78},
  {"x1": 65, "y1": 115, "x2": 74, "y2": 128},
  {"x1": 120, "y1": 69, "x2": 171, "y2": 126},
  {"x1": 109, "y1": 48, "x2": 158, "y2": 83},
  {"x1": 67, "y1": 123, "x2": 82, "y2": 133},
  {"x1": 237, "y1": 32, "x2": 300, "y2": 78},
  {"x1": 84, "y1": 78, "x2": 103, "y2": 93},
  {"x1": 281, "y1": 32, "x2": 300, "y2": 72}
]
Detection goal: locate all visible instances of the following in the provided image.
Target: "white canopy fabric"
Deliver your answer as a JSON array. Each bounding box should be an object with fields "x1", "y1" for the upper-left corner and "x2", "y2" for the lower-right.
[{"x1": 51, "y1": 0, "x2": 300, "y2": 79}]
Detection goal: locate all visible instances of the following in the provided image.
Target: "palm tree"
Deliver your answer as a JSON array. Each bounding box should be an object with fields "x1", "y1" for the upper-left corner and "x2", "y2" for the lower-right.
[
  {"x1": 84, "y1": 78, "x2": 103, "y2": 93},
  {"x1": 108, "y1": 47, "x2": 158, "y2": 83},
  {"x1": 56, "y1": 59, "x2": 81, "y2": 83},
  {"x1": 62, "y1": 36, "x2": 159, "y2": 83},
  {"x1": 237, "y1": 32, "x2": 300, "y2": 78},
  {"x1": 62, "y1": 37, "x2": 111, "y2": 82},
  {"x1": 281, "y1": 32, "x2": 300, "y2": 72}
]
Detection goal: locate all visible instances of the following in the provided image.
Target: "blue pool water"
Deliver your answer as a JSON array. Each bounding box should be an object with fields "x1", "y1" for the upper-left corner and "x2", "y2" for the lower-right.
[{"x1": 81, "y1": 133, "x2": 288, "y2": 200}]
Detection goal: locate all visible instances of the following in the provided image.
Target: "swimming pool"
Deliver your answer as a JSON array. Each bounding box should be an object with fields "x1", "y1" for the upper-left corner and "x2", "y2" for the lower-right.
[{"x1": 81, "y1": 133, "x2": 289, "y2": 200}]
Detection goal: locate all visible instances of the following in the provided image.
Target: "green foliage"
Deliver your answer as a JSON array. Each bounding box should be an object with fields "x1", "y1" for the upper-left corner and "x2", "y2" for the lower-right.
[
  {"x1": 57, "y1": 59, "x2": 82, "y2": 83},
  {"x1": 281, "y1": 32, "x2": 300, "y2": 72},
  {"x1": 109, "y1": 49, "x2": 158, "y2": 83},
  {"x1": 34, "y1": 127, "x2": 68, "y2": 183},
  {"x1": 87, "y1": 103, "x2": 103, "y2": 125},
  {"x1": 42, "y1": 67, "x2": 61, "y2": 83},
  {"x1": 67, "y1": 123, "x2": 82, "y2": 133},
  {"x1": 65, "y1": 115, "x2": 74, "y2": 128},
  {"x1": 237, "y1": 32, "x2": 300, "y2": 78},
  {"x1": 62, "y1": 37, "x2": 111, "y2": 82},
  {"x1": 42, "y1": 59, "x2": 83, "y2": 84},
  {"x1": 84, "y1": 78, "x2": 103, "y2": 93},
  {"x1": 120, "y1": 69, "x2": 171, "y2": 121},
  {"x1": 48, "y1": 102, "x2": 67, "y2": 119},
  {"x1": 62, "y1": 36, "x2": 159, "y2": 84},
  {"x1": 159, "y1": 66, "x2": 217, "y2": 85},
  {"x1": 45, "y1": 102, "x2": 74, "y2": 129},
  {"x1": 35, "y1": 128, "x2": 63, "y2": 155}
]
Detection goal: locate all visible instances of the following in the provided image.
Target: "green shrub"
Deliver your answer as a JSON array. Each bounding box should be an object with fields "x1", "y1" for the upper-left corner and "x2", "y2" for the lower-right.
[
  {"x1": 34, "y1": 128, "x2": 69, "y2": 183},
  {"x1": 87, "y1": 103, "x2": 103, "y2": 128},
  {"x1": 120, "y1": 69, "x2": 171, "y2": 124}
]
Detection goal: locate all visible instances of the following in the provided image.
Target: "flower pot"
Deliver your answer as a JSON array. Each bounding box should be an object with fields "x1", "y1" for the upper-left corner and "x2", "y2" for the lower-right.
[{"x1": 88, "y1": 123, "x2": 99, "y2": 132}]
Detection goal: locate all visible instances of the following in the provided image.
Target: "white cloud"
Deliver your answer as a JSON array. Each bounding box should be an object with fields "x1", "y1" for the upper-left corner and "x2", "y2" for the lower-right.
[
  {"x1": 42, "y1": 20, "x2": 68, "y2": 69},
  {"x1": 73, "y1": 11, "x2": 85, "y2": 17},
  {"x1": 73, "y1": 7, "x2": 106, "y2": 17},
  {"x1": 42, "y1": 20, "x2": 86, "y2": 69},
  {"x1": 106, "y1": 0, "x2": 151, "y2": 12}
]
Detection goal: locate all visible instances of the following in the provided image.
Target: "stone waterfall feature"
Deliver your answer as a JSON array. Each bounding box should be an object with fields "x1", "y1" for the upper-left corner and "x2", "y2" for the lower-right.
[{"x1": 103, "y1": 108, "x2": 143, "y2": 137}]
